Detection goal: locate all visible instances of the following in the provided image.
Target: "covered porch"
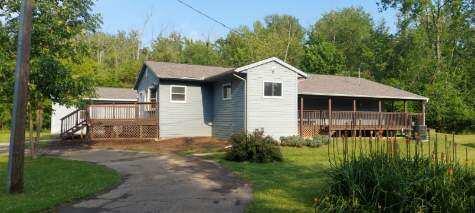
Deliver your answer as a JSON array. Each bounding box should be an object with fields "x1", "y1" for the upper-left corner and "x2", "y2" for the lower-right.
[{"x1": 298, "y1": 95, "x2": 426, "y2": 138}]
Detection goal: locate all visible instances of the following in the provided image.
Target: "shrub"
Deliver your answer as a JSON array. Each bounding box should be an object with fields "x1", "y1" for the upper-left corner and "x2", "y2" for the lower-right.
[
  {"x1": 279, "y1": 135, "x2": 330, "y2": 148},
  {"x1": 225, "y1": 130, "x2": 283, "y2": 163},
  {"x1": 316, "y1": 154, "x2": 475, "y2": 212}
]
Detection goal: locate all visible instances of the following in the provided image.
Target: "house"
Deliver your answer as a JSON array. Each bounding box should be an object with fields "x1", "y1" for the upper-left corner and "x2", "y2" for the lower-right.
[{"x1": 55, "y1": 57, "x2": 428, "y2": 141}]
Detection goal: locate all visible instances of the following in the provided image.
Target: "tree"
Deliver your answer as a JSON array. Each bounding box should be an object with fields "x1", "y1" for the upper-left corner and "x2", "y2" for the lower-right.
[
  {"x1": 181, "y1": 39, "x2": 222, "y2": 66},
  {"x1": 301, "y1": 38, "x2": 346, "y2": 74},
  {"x1": 1, "y1": 0, "x2": 101, "y2": 155},
  {"x1": 379, "y1": 0, "x2": 474, "y2": 132},
  {"x1": 149, "y1": 32, "x2": 184, "y2": 63},
  {"x1": 218, "y1": 14, "x2": 305, "y2": 67},
  {"x1": 86, "y1": 31, "x2": 144, "y2": 87},
  {"x1": 309, "y1": 7, "x2": 375, "y2": 76}
]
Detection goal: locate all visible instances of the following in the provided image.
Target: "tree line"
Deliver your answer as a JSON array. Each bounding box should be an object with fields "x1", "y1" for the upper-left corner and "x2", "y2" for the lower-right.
[{"x1": 0, "y1": 0, "x2": 473, "y2": 133}]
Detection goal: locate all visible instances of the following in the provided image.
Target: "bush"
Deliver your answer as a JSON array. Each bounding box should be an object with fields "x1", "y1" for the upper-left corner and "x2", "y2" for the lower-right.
[
  {"x1": 225, "y1": 130, "x2": 283, "y2": 163},
  {"x1": 316, "y1": 154, "x2": 475, "y2": 212},
  {"x1": 279, "y1": 135, "x2": 330, "y2": 148}
]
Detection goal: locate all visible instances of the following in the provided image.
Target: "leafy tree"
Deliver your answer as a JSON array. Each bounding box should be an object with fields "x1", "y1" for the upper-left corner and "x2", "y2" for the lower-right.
[
  {"x1": 218, "y1": 14, "x2": 305, "y2": 67},
  {"x1": 0, "y1": 0, "x2": 101, "y2": 150},
  {"x1": 85, "y1": 31, "x2": 144, "y2": 87},
  {"x1": 301, "y1": 38, "x2": 346, "y2": 74},
  {"x1": 149, "y1": 32, "x2": 184, "y2": 63},
  {"x1": 309, "y1": 7, "x2": 375, "y2": 76},
  {"x1": 181, "y1": 39, "x2": 222, "y2": 66},
  {"x1": 379, "y1": 0, "x2": 474, "y2": 132}
]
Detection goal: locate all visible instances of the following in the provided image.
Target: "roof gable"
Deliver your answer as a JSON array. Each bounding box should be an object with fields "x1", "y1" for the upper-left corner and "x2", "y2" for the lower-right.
[
  {"x1": 235, "y1": 57, "x2": 307, "y2": 78},
  {"x1": 133, "y1": 65, "x2": 159, "y2": 90}
]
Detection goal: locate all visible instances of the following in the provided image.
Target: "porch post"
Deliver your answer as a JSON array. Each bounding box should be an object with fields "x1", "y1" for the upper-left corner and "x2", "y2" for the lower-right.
[
  {"x1": 422, "y1": 100, "x2": 426, "y2": 126},
  {"x1": 299, "y1": 96, "x2": 303, "y2": 137},
  {"x1": 328, "y1": 97, "x2": 332, "y2": 138},
  {"x1": 378, "y1": 100, "x2": 382, "y2": 133},
  {"x1": 404, "y1": 100, "x2": 408, "y2": 127},
  {"x1": 353, "y1": 99, "x2": 356, "y2": 136}
]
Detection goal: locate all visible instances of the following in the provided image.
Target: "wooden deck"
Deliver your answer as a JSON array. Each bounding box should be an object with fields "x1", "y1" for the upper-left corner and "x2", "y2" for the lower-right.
[
  {"x1": 299, "y1": 110, "x2": 423, "y2": 137},
  {"x1": 60, "y1": 102, "x2": 158, "y2": 140}
]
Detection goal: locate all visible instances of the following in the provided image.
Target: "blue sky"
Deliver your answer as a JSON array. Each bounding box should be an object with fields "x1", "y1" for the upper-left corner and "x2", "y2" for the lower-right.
[{"x1": 93, "y1": 0, "x2": 398, "y2": 46}]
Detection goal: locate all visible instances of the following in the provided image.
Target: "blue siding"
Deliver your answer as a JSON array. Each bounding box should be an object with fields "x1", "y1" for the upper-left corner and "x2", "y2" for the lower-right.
[
  {"x1": 159, "y1": 80, "x2": 213, "y2": 137},
  {"x1": 246, "y1": 61, "x2": 299, "y2": 139},
  {"x1": 212, "y1": 78, "x2": 245, "y2": 139}
]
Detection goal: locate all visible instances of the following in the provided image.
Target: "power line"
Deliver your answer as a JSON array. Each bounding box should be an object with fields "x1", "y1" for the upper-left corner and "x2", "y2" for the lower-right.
[
  {"x1": 175, "y1": 0, "x2": 243, "y2": 36},
  {"x1": 175, "y1": 0, "x2": 295, "y2": 62}
]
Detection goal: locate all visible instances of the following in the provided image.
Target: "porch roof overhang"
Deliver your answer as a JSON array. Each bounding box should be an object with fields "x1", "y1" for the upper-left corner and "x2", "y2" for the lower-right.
[{"x1": 299, "y1": 74, "x2": 429, "y2": 101}]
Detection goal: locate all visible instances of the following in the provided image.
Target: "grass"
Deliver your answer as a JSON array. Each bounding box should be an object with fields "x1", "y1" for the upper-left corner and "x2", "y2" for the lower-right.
[
  {"x1": 210, "y1": 132, "x2": 475, "y2": 212},
  {"x1": 0, "y1": 129, "x2": 53, "y2": 143},
  {"x1": 0, "y1": 155, "x2": 121, "y2": 213}
]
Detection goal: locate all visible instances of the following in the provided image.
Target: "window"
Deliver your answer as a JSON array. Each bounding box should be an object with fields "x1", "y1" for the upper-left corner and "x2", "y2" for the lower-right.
[
  {"x1": 264, "y1": 81, "x2": 282, "y2": 97},
  {"x1": 170, "y1": 85, "x2": 186, "y2": 102},
  {"x1": 222, "y1": 83, "x2": 232, "y2": 100},
  {"x1": 148, "y1": 87, "x2": 157, "y2": 103}
]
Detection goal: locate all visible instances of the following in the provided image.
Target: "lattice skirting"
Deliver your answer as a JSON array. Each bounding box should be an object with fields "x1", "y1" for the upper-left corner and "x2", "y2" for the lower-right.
[
  {"x1": 90, "y1": 125, "x2": 158, "y2": 139},
  {"x1": 300, "y1": 125, "x2": 321, "y2": 138}
]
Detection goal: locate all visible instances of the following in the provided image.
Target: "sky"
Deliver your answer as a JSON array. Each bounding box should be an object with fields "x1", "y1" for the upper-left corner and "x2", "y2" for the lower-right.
[{"x1": 93, "y1": 0, "x2": 398, "y2": 47}]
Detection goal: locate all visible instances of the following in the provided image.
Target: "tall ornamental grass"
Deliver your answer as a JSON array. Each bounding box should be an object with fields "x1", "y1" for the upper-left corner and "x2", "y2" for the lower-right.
[{"x1": 316, "y1": 132, "x2": 475, "y2": 212}]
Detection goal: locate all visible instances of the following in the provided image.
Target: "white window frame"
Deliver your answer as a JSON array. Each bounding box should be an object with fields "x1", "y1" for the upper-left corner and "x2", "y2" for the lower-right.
[
  {"x1": 263, "y1": 80, "x2": 283, "y2": 98},
  {"x1": 222, "y1": 83, "x2": 232, "y2": 100},
  {"x1": 170, "y1": 85, "x2": 187, "y2": 103}
]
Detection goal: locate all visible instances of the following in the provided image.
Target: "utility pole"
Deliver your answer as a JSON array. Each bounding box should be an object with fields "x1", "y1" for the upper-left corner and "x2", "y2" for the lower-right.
[{"x1": 7, "y1": 0, "x2": 34, "y2": 194}]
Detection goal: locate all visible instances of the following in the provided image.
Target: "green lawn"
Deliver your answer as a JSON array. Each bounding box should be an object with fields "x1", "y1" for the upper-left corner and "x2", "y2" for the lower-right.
[
  {"x1": 0, "y1": 155, "x2": 121, "y2": 213},
  {"x1": 0, "y1": 129, "x2": 53, "y2": 143},
  {"x1": 212, "y1": 133, "x2": 475, "y2": 213}
]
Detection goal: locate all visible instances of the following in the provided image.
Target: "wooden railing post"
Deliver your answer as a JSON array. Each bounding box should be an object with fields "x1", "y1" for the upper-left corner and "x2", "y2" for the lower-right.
[
  {"x1": 378, "y1": 100, "x2": 382, "y2": 130},
  {"x1": 75, "y1": 111, "x2": 78, "y2": 126},
  {"x1": 328, "y1": 97, "x2": 332, "y2": 138},
  {"x1": 421, "y1": 100, "x2": 426, "y2": 126},
  {"x1": 404, "y1": 100, "x2": 408, "y2": 128},
  {"x1": 135, "y1": 102, "x2": 139, "y2": 119},
  {"x1": 352, "y1": 99, "x2": 356, "y2": 136},
  {"x1": 299, "y1": 96, "x2": 303, "y2": 137}
]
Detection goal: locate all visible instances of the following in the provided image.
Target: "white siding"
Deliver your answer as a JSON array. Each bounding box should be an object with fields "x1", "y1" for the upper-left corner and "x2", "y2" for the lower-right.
[
  {"x1": 246, "y1": 61, "x2": 299, "y2": 139},
  {"x1": 51, "y1": 103, "x2": 79, "y2": 135}
]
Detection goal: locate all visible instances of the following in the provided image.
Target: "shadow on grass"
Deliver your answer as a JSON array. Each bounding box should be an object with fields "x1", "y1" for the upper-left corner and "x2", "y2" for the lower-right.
[
  {"x1": 462, "y1": 143, "x2": 475, "y2": 148},
  {"x1": 207, "y1": 150, "x2": 329, "y2": 212}
]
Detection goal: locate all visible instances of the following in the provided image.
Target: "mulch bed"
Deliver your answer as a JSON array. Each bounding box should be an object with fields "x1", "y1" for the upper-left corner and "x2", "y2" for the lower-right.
[{"x1": 68, "y1": 137, "x2": 229, "y2": 154}]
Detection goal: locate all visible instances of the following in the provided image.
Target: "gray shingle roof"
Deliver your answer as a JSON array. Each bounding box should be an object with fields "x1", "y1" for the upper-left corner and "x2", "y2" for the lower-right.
[
  {"x1": 144, "y1": 61, "x2": 234, "y2": 80},
  {"x1": 94, "y1": 87, "x2": 137, "y2": 100},
  {"x1": 299, "y1": 74, "x2": 428, "y2": 101}
]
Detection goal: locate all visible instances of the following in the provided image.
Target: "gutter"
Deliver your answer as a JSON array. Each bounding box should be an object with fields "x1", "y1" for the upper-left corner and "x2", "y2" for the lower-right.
[{"x1": 233, "y1": 74, "x2": 247, "y2": 133}]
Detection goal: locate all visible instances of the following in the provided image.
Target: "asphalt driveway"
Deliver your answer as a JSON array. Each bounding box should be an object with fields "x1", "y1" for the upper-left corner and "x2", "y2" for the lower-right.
[{"x1": 56, "y1": 149, "x2": 251, "y2": 213}]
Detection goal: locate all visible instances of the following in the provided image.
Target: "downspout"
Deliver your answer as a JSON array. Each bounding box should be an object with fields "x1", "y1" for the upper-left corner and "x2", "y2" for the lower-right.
[{"x1": 233, "y1": 74, "x2": 247, "y2": 133}]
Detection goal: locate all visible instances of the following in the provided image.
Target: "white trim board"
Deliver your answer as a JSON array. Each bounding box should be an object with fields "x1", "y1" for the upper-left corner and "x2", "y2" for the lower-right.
[{"x1": 235, "y1": 57, "x2": 308, "y2": 78}]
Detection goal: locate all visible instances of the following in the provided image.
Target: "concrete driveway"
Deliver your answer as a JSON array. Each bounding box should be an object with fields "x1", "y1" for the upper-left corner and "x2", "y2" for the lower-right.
[{"x1": 57, "y1": 149, "x2": 251, "y2": 213}]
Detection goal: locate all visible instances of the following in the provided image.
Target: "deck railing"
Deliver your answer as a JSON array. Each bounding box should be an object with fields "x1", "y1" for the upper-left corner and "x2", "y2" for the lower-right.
[
  {"x1": 60, "y1": 109, "x2": 87, "y2": 135},
  {"x1": 300, "y1": 110, "x2": 423, "y2": 131},
  {"x1": 87, "y1": 102, "x2": 157, "y2": 121},
  {"x1": 60, "y1": 102, "x2": 159, "y2": 140}
]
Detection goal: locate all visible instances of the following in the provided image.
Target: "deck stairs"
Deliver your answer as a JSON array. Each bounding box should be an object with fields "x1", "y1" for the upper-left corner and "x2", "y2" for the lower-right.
[{"x1": 59, "y1": 109, "x2": 88, "y2": 139}]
